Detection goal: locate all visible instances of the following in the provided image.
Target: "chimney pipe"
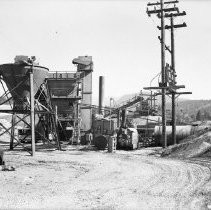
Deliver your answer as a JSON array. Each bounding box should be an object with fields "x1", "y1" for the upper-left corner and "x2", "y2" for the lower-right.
[
  {"x1": 121, "y1": 109, "x2": 127, "y2": 128},
  {"x1": 98, "y1": 76, "x2": 104, "y2": 114}
]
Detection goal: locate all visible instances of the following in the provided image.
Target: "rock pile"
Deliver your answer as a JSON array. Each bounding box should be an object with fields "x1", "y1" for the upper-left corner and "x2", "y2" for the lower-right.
[{"x1": 162, "y1": 130, "x2": 211, "y2": 158}]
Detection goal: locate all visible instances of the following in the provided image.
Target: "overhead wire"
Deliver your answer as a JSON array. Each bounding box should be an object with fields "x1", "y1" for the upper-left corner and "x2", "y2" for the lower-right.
[{"x1": 150, "y1": 72, "x2": 161, "y2": 87}]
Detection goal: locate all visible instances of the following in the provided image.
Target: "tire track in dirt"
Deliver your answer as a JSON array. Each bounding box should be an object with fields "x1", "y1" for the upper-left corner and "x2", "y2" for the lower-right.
[
  {"x1": 73, "y1": 152, "x2": 210, "y2": 209},
  {"x1": 1, "y1": 149, "x2": 210, "y2": 209}
]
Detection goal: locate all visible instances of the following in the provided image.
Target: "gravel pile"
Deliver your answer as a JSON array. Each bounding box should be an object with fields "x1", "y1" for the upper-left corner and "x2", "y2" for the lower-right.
[{"x1": 162, "y1": 131, "x2": 211, "y2": 158}]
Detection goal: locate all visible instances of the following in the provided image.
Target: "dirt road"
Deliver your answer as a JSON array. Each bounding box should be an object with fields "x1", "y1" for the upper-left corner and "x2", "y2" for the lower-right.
[{"x1": 0, "y1": 147, "x2": 210, "y2": 209}]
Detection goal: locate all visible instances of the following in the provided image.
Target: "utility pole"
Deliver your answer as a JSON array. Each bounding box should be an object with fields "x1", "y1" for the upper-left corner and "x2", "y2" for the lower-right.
[
  {"x1": 146, "y1": 0, "x2": 191, "y2": 147},
  {"x1": 147, "y1": 0, "x2": 178, "y2": 148},
  {"x1": 171, "y1": 16, "x2": 177, "y2": 145},
  {"x1": 164, "y1": 11, "x2": 187, "y2": 144},
  {"x1": 160, "y1": 0, "x2": 167, "y2": 148}
]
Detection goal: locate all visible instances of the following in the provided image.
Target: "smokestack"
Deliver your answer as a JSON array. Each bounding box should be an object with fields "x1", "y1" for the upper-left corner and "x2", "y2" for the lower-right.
[
  {"x1": 98, "y1": 76, "x2": 104, "y2": 114},
  {"x1": 121, "y1": 109, "x2": 127, "y2": 128}
]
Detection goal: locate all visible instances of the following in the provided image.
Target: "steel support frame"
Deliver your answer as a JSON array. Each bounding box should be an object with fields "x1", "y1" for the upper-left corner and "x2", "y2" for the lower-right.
[{"x1": 0, "y1": 70, "x2": 61, "y2": 155}]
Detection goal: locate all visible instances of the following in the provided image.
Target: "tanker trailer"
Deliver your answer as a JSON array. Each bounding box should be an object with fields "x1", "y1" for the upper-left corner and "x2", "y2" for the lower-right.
[
  {"x1": 154, "y1": 125, "x2": 192, "y2": 146},
  {"x1": 154, "y1": 122, "x2": 211, "y2": 146}
]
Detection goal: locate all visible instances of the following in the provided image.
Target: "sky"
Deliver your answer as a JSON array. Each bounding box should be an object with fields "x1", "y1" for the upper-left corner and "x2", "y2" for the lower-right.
[{"x1": 0, "y1": 0, "x2": 210, "y2": 104}]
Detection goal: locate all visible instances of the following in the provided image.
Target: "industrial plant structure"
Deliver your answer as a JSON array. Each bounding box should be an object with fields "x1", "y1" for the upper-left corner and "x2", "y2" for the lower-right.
[
  {"x1": 0, "y1": 55, "x2": 93, "y2": 155},
  {"x1": 47, "y1": 55, "x2": 93, "y2": 144},
  {"x1": 0, "y1": 54, "x2": 194, "y2": 155}
]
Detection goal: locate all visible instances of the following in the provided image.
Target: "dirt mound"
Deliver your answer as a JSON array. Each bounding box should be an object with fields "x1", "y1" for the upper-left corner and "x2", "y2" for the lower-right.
[{"x1": 162, "y1": 131, "x2": 211, "y2": 158}]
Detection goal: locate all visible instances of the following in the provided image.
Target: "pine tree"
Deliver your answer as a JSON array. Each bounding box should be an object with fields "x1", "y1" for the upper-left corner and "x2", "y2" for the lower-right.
[{"x1": 196, "y1": 110, "x2": 202, "y2": 121}]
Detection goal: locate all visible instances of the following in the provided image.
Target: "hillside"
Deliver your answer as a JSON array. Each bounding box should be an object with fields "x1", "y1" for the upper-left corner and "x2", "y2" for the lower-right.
[
  {"x1": 167, "y1": 100, "x2": 211, "y2": 116},
  {"x1": 93, "y1": 91, "x2": 211, "y2": 121},
  {"x1": 115, "y1": 94, "x2": 211, "y2": 121}
]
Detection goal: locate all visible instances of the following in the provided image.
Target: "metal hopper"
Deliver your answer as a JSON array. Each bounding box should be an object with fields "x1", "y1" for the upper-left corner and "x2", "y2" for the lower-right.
[{"x1": 0, "y1": 62, "x2": 49, "y2": 110}]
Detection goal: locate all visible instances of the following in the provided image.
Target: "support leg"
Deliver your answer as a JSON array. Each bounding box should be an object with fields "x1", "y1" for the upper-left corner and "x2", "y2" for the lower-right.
[
  {"x1": 30, "y1": 70, "x2": 35, "y2": 156},
  {"x1": 10, "y1": 114, "x2": 16, "y2": 150}
]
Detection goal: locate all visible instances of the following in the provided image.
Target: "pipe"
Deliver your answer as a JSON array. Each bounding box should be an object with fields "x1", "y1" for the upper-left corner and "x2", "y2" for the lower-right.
[
  {"x1": 98, "y1": 76, "x2": 104, "y2": 115},
  {"x1": 121, "y1": 109, "x2": 126, "y2": 128}
]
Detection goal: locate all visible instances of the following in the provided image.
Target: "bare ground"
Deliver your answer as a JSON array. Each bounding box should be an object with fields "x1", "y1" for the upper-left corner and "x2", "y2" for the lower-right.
[{"x1": 0, "y1": 145, "x2": 211, "y2": 210}]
